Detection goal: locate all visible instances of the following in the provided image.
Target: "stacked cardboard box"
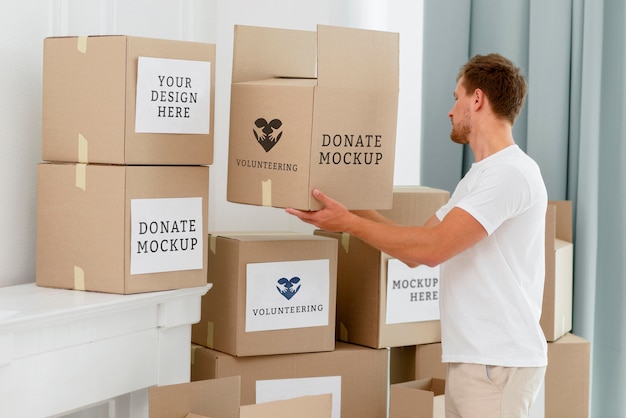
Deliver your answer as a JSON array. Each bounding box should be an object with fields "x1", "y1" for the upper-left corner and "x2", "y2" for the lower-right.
[
  {"x1": 189, "y1": 232, "x2": 389, "y2": 418},
  {"x1": 542, "y1": 200, "x2": 574, "y2": 341},
  {"x1": 36, "y1": 35, "x2": 215, "y2": 294}
]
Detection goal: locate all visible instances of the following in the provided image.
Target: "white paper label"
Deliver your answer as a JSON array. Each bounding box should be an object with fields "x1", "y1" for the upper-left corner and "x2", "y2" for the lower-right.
[
  {"x1": 135, "y1": 57, "x2": 211, "y2": 134},
  {"x1": 256, "y1": 376, "x2": 341, "y2": 418},
  {"x1": 245, "y1": 259, "x2": 330, "y2": 332},
  {"x1": 385, "y1": 259, "x2": 440, "y2": 324},
  {"x1": 130, "y1": 197, "x2": 203, "y2": 275}
]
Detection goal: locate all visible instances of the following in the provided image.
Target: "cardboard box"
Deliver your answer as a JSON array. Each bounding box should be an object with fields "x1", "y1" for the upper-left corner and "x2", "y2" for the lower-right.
[
  {"x1": 42, "y1": 35, "x2": 215, "y2": 165},
  {"x1": 391, "y1": 343, "x2": 445, "y2": 385},
  {"x1": 389, "y1": 378, "x2": 445, "y2": 418},
  {"x1": 226, "y1": 24, "x2": 399, "y2": 210},
  {"x1": 315, "y1": 231, "x2": 441, "y2": 349},
  {"x1": 36, "y1": 163, "x2": 208, "y2": 294},
  {"x1": 390, "y1": 346, "x2": 416, "y2": 384},
  {"x1": 191, "y1": 233, "x2": 337, "y2": 356},
  {"x1": 378, "y1": 186, "x2": 450, "y2": 225},
  {"x1": 240, "y1": 394, "x2": 332, "y2": 418},
  {"x1": 545, "y1": 333, "x2": 590, "y2": 418},
  {"x1": 541, "y1": 201, "x2": 573, "y2": 341},
  {"x1": 191, "y1": 341, "x2": 389, "y2": 418},
  {"x1": 149, "y1": 376, "x2": 240, "y2": 418},
  {"x1": 415, "y1": 343, "x2": 446, "y2": 380}
]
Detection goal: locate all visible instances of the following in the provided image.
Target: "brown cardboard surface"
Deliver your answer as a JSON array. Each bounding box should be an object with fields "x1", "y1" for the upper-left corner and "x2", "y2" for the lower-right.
[
  {"x1": 546, "y1": 333, "x2": 590, "y2": 418},
  {"x1": 541, "y1": 201, "x2": 574, "y2": 341},
  {"x1": 389, "y1": 378, "x2": 445, "y2": 418},
  {"x1": 227, "y1": 24, "x2": 399, "y2": 210},
  {"x1": 315, "y1": 231, "x2": 441, "y2": 349},
  {"x1": 191, "y1": 341, "x2": 388, "y2": 418},
  {"x1": 42, "y1": 35, "x2": 215, "y2": 165},
  {"x1": 149, "y1": 375, "x2": 240, "y2": 418},
  {"x1": 239, "y1": 394, "x2": 332, "y2": 418},
  {"x1": 192, "y1": 233, "x2": 337, "y2": 356},
  {"x1": 378, "y1": 186, "x2": 450, "y2": 226},
  {"x1": 415, "y1": 343, "x2": 446, "y2": 380},
  {"x1": 36, "y1": 163, "x2": 208, "y2": 294}
]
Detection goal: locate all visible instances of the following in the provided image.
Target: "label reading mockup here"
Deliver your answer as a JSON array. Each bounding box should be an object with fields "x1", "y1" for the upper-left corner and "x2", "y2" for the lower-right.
[
  {"x1": 135, "y1": 57, "x2": 211, "y2": 134},
  {"x1": 245, "y1": 259, "x2": 330, "y2": 332},
  {"x1": 385, "y1": 258, "x2": 440, "y2": 324},
  {"x1": 256, "y1": 376, "x2": 342, "y2": 418},
  {"x1": 130, "y1": 197, "x2": 203, "y2": 275}
]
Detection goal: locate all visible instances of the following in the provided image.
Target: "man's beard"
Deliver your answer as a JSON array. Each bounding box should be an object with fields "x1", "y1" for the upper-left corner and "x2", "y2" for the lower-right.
[{"x1": 450, "y1": 118, "x2": 471, "y2": 145}]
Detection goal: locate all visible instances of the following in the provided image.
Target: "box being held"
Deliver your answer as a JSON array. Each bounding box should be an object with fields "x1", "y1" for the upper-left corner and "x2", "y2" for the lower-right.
[
  {"x1": 43, "y1": 35, "x2": 216, "y2": 165},
  {"x1": 227, "y1": 24, "x2": 399, "y2": 210},
  {"x1": 192, "y1": 233, "x2": 337, "y2": 356},
  {"x1": 36, "y1": 163, "x2": 208, "y2": 294}
]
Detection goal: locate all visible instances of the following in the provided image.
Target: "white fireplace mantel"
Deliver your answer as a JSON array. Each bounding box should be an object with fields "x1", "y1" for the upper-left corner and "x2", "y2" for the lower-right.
[{"x1": 0, "y1": 283, "x2": 211, "y2": 418}]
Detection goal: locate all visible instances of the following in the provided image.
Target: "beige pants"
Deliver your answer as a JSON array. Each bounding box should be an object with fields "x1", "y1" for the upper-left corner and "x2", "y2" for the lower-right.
[{"x1": 445, "y1": 363, "x2": 545, "y2": 418}]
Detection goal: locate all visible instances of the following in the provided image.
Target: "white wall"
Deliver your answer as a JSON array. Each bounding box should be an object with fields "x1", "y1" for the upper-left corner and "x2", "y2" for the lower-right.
[{"x1": 0, "y1": 0, "x2": 422, "y2": 288}]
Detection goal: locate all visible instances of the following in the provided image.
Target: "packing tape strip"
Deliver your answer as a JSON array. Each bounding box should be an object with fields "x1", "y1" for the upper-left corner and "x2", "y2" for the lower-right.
[
  {"x1": 75, "y1": 163, "x2": 86, "y2": 191},
  {"x1": 209, "y1": 235, "x2": 217, "y2": 254},
  {"x1": 76, "y1": 36, "x2": 88, "y2": 54},
  {"x1": 341, "y1": 233, "x2": 350, "y2": 253},
  {"x1": 261, "y1": 179, "x2": 272, "y2": 206},
  {"x1": 78, "y1": 133, "x2": 88, "y2": 163},
  {"x1": 206, "y1": 321, "x2": 214, "y2": 348},
  {"x1": 74, "y1": 266, "x2": 85, "y2": 291},
  {"x1": 339, "y1": 322, "x2": 348, "y2": 342}
]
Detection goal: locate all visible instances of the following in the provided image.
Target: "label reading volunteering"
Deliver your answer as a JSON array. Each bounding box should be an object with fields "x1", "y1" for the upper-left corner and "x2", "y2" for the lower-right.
[
  {"x1": 135, "y1": 57, "x2": 211, "y2": 134},
  {"x1": 386, "y1": 258, "x2": 440, "y2": 324},
  {"x1": 130, "y1": 197, "x2": 203, "y2": 275},
  {"x1": 245, "y1": 259, "x2": 330, "y2": 332}
]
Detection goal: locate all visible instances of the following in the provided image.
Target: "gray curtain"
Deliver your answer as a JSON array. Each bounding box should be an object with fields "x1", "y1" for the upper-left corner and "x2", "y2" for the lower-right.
[{"x1": 420, "y1": 0, "x2": 626, "y2": 415}]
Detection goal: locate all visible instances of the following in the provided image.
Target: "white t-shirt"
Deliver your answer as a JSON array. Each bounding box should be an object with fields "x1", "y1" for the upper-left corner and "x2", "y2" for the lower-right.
[{"x1": 435, "y1": 145, "x2": 548, "y2": 367}]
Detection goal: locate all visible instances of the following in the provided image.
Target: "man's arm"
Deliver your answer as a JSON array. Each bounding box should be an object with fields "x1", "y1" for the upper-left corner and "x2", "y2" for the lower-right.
[{"x1": 286, "y1": 189, "x2": 487, "y2": 268}]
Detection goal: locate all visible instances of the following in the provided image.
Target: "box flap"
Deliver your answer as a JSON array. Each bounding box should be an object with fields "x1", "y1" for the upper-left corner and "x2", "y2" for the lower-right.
[
  {"x1": 239, "y1": 394, "x2": 332, "y2": 418},
  {"x1": 317, "y1": 25, "x2": 399, "y2": 90},
  {"x1": 149, "y1": 376, "x2": 240, "y2": 418},
  {"x1": 232, "y1": 25, "x2": 316, "y2": 83}
]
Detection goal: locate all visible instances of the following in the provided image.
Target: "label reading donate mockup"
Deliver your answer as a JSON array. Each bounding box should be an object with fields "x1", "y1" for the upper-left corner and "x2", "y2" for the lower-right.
[
  {"x1": 135, "y1": 57, "x2": 211, "y2": 134},
  {"x1": 245, "y1": 259, "x2": 330, "y2": 332},
  {"x1": 130, "y1": 197, "x2": 203, "y2": 275},
  {"x1": 385, "y1": 259, "x2": 440, "y2": 324}
]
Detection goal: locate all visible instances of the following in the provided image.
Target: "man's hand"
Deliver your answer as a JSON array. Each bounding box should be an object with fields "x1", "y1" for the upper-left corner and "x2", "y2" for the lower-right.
[{"x1": 285, "y1": 189, "x2": 354, "y2": 232}]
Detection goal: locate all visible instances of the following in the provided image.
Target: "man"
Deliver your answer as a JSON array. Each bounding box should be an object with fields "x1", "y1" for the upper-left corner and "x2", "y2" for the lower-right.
[{"x1": 286, "y1": 53, "x2": 547, "y2": 417}]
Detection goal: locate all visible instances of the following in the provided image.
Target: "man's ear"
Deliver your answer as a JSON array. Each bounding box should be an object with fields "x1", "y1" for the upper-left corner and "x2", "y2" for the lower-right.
[{"x1": 473, "y1": 88, "x2": 486, "y2": 111}]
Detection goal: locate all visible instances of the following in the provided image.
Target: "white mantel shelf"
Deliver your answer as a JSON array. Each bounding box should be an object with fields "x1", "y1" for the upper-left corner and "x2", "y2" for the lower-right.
[{"x1": 0, "y1": 282, "x2": 211, "y2": 418}]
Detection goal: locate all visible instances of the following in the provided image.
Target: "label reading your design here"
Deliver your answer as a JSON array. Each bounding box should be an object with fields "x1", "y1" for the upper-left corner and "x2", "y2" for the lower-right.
[
  {"x1": 130, "y1": 197, "x2": 203, "y2": 275},
  {"x1": 386, "y1": 259, "x2": 440, "y2": 324},
  {"x1": 135, "y1": 57, "x2": 211, "y2": 134},
  {"x1": 245, "y1": 259, "x2": 330, "y2": 332}
]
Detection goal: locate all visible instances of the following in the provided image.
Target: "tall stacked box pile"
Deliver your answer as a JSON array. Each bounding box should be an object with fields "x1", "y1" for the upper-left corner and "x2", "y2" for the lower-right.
[{"x1": 37, "y1": 35, "x2": 215, "y2": 294}]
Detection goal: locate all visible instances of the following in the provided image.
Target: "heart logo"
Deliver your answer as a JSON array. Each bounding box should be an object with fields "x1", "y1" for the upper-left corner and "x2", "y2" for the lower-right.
[
  {"x1": 276, "y1": 276, "x2": 301, "y2": 300},
  {"x1": 254, "y1": 118, "x2": 283, "y2": 152}
]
